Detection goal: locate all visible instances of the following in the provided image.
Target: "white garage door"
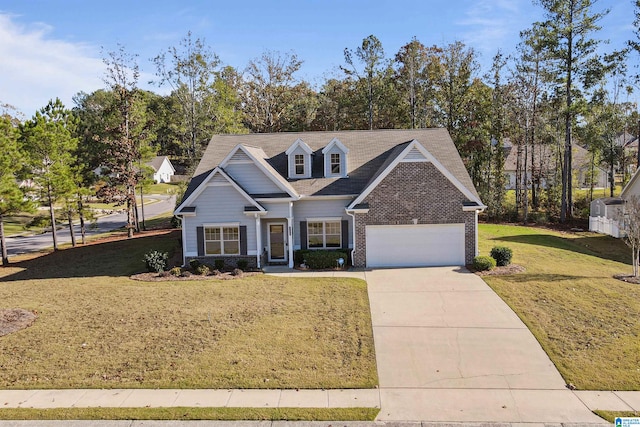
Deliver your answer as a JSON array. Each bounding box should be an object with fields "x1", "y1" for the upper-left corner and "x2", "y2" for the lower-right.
[{"x1": 366, "y1": 224, "x2": 465, "y2": 268}]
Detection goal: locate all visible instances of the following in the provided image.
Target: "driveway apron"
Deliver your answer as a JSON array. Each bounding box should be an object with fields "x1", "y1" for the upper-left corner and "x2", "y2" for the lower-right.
[{"x1": 364, "y1": 267, "x2": 605, "y2": 423}]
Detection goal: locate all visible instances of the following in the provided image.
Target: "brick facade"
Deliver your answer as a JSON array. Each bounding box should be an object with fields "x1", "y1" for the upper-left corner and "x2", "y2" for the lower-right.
[{"x1": 353, "y1": 161, "x2": 477, "y2": 267}]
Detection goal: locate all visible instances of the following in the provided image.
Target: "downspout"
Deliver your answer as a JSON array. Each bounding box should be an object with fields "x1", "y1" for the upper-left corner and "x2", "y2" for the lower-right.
[
  {"x1": 180, "y1": 215, "x2": 187, "y2": 267},
  {"x1": 346, "y1": 210, "x2": 356, "y2": 266}
]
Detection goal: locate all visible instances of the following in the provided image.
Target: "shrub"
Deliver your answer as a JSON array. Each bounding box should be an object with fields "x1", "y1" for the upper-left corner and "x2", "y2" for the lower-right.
[
  {"x1": 236, "y1": 259, "x2": 249, "y2": 270},
  {"x1": 214, "y1": 259, "x2": 225, "y2": 271},
  {"x1": 232, "y1": 268, "x2": 243, "y2": 277},
  {"x1": 143, "y1": 250, "x2": 168, "y2": 273},
  {"x1": 211, "y1": 269, "x2": 221, "y2": 276},
  {"x1": 473, "y1": 255, "x2": 496, "y2": 271},
  {"x1": 181, "y1": 270, "x2": 192, "y2": 277},
  {"x1": 189, "y1": 259, "x2": 201, "y2": 270},
  {"x1": 295, "y1": 250, "x2": 348, "y2": 269},
  {"x1": 196, "y1": 264, "x2": 211, "y2": 276},
  {"x1": 170, "y1": 266, "x2": 183, "y2": 277},
  {"x1": 490, "y1": 246, "x2": 513, "y2": 267}
]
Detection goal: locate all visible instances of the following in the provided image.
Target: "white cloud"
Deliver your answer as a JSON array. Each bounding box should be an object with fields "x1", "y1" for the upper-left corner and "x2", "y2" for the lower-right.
[{"x1": 0, "y1": 13, "x2": 104, "y2": 117}]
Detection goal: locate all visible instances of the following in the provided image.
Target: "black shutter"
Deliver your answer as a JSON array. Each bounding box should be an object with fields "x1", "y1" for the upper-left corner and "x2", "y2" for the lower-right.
[
  {"x1": 341, "y1": 220, "x2": 349, "y2": 249},
  {"x1": 240, "y1": 225, "x2": 247, "y2": 255},
  {"x1": 300, "y1": 221, "x2": 307, "y2": 250},
  {"x1": 196, "y1": 226, "x2": 204, "y2": 256}
]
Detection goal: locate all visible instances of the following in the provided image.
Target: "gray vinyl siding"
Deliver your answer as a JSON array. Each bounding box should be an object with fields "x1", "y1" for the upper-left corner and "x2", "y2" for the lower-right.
[
  {"x1": 292, "y1": 199, "x2": 352, "y2": 249},
  {"x1": 184, "y1": 184, "x2": 257, "y2": 255},
  {"x1": 224, "y1": 163, "x2": 283, "y2": 194},
  {"x1": 261, "y1": 201, "x2": 290, "y2": 218}
]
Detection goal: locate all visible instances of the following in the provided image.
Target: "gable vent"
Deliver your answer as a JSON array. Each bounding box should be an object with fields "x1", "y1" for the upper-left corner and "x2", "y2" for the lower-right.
[
  {"x1": 229, "y1": 149, "x2": 251, "y2": 162},
  {"x1": 403, "y1": 147, "x2": 428, "y2": 162},
  {"x1": 210, "y1": 174, "x2": 228, "y2": 184}
]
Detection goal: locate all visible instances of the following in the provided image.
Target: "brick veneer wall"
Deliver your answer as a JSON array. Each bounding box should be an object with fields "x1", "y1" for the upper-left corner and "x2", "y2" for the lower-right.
[{"x1": 353, "y1": 161, "x2": 477, "y2": 267}]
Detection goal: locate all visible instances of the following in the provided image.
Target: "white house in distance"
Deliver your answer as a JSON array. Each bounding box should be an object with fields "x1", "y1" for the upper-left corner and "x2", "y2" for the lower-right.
[
  {"x1": 147, "y1": 156, "x2": 175, "y2": 184},
  {"x1": 589, "y1": 166, "x2": 640, "y2": 238}
]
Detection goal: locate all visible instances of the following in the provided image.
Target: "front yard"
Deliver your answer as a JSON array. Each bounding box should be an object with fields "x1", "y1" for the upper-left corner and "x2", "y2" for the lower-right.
[
  {"x1": 0, "y1": 231, "x2": 377, "y2": 390},
  {"x1": 479, "y1": 223, "x2": 640, "y2": 390}
]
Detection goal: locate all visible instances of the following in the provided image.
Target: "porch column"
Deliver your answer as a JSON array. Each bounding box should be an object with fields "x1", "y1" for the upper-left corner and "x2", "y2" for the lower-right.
[
  {"x1": 255, "y1": 214, "x2": 262, "y2": 269},
  {"x1": 287, "y1": 202, "x2": 294, "y2": 268}
]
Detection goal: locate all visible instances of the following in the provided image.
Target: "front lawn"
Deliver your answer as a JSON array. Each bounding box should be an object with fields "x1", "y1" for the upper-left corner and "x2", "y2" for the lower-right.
[
  {"x1": 479, "y1": 223, "x2": 640, "y2": 390},
  {"x1": 0, "y1": 231, "x2": 377, "y2": 390}
]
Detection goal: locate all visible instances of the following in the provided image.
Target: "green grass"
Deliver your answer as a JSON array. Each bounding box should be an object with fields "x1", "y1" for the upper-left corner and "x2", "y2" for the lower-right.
[
  {"x1": 479, "y1": 223, "x2": 640, "y2": 390},
  {"x1": 0, "y1": 407, "x2": 379, "y2": 421},
  {"x1": 0, "y1": 230, "x2": 377, "y2": 390},
  {"x1": 594, "y1": 411, "x2": 639, "y2": 423}
]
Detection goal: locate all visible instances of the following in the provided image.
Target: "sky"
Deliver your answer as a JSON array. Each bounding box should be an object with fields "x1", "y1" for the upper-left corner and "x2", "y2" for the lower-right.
[{"x1": 0, "y1": 0, "x2": 638, "y2": 117}]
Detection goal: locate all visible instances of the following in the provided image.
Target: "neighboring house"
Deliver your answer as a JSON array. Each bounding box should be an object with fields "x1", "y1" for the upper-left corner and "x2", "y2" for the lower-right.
[
  {"x1": 589, "y1": 165, "x2": 640, "y2": 237},
  {"x1": 174, "y1": 129, "x2": 486, "y2": 269},
  {"x1": 503, "y1": 141, "x2": 608, "y2": 190},
  {"x1": 148, "y1": 156, "x2": 175, "y2": 184}
]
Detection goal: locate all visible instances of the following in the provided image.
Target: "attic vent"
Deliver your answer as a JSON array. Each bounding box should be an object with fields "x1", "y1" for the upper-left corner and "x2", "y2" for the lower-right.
[
  {"x1": 229, "y1": 149, "x2": 251, "y2": 162},
  {"x1": 210, "y1": 174, "x2": 228, "y2": 184},
  {"x1": 403, "y1": 147, "x2": 428, "y2": 162}
]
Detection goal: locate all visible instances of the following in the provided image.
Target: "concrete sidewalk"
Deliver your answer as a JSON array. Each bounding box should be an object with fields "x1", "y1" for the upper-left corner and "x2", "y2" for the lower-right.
[{"x1": 0, "y1": 389, "x2": 379, "y2": 409}]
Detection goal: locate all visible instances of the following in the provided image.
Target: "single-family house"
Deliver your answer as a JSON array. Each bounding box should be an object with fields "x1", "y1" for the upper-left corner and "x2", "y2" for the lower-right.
[
  {"x1": 503, "y1": 141, "x2": 609, "y2": 190},
  {"x1": 590, "y1": 164, "x2": 640, "y2": 237},
  {"x1": 148, "y1": 156, "x2": 175, "y2": 184},
  {"x1": 174, "y1": 129, "x2": 485, "y2": 269}
]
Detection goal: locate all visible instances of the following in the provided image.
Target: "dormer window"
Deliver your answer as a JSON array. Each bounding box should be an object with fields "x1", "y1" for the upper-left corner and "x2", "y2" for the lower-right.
[
  {"x1": 322, "y1": 138, "x2": 349, "y2": 178},
  {"x1": 330, "y1": 153, "x2": 341, "y2": 174},
  {"x1": 295, "y1": 154, "x2": 305, "y2": 175},
  {"x1": 285, "y1": 138, "x2": 313, "y2": 179}
]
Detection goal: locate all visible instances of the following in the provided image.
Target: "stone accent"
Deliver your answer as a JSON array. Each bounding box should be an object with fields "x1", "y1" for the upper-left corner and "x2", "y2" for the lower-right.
[
  {"x1": 353, "y1": 161, "x2": 478, "y2": 267},
  {"x1": 185, "y1": 255, "x2": 257, "y2": 270}
]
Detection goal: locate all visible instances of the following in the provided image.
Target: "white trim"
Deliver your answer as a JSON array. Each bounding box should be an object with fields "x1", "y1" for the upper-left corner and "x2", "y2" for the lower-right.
[
  {"x1": 203, "y1": 222, "x2": 240, "y2": 227},
  {"x1": 255, "y1": 215, "x2": 262, "y2": 268},
  {"x1": 288, "y1": 202, "x2": 294, "y2": 268},
  {"x1": 285, "y1": 138, "x2": 313, "y2": 155},
  {"x1": 299, "y1": 194, "x2": 356, "y2": 200},
  {"x1": 181, "y1": 221, "x2": 188, "y2": 267},
  {"x1": 306, "y1": 219, "x2": 342, "y2": 250},
  {"x1": 463, "y1": 205, "x2": 486, "y2": 212},
  {"x1": 346, "y1": 209, "x2": 356, "y2": 266},
  {"x1": 203, "y1": 224, "x2": 241, "y2": 256},
  {"x1": 322, "y1": 138, "x2": 349, "y2": 178},
  {"x1": 322, "y1": 138, "x2": 349, "y2": 154},
  {"x1": 306, "y1": 217, "x2": 342, "y2": 222},
  {"x1": 255, "y1": 197, "x2": 297, "y2": 202},
  {"x1": 348, "y1": 140, "x2": 483, "y2": 209},
  {"x1": 174, "y1": 167, "x2": 265, "y2": 215},
  {"x1": 267, "y1": 221, "x2": 288, "y2": 263}
]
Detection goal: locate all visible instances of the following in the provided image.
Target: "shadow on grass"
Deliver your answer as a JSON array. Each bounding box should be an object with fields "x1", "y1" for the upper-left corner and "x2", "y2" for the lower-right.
[
  {"x1": 0, "y1": 230, "x2": 180, "y2": 282},
  {"x1": 489, "y1": 233, "x2": 630, "y2": 265}
]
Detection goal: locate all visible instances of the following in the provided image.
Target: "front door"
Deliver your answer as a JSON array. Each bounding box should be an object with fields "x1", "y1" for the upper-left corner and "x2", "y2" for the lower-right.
[{"x1": 268, "y1": 223, "x2": 287, "y2": 263}]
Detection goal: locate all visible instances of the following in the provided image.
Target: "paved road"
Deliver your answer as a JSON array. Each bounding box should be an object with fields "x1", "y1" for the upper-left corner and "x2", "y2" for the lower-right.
[{"x1": 4, "y1": 194, "x2": 176, "y2": 258}]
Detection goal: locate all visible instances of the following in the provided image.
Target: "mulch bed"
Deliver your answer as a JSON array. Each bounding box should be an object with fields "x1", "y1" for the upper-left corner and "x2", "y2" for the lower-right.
[
  {"x1": 474, "y1": 264, "x2": 526, "y2": 276},
  {"x1": 0, "y1": 308, "x2": 37, "y2": 337},
  {"x1": 130, "y1": 271, "x2": 262, "y2": 281}
]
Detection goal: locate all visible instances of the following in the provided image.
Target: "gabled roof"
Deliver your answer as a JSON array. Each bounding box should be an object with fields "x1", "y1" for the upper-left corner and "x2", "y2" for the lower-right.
[
  {"x1": 181, "y1": 129, "x2": 480, "y2": 204},
  {"x1": 174, "y1": 167, "x2": 265, "y2": 215},
  {"x1": 220, "y1": 144, "x2": 298, "y2": 198},
  {"x1": 147, "y1": 156, "x2": 174, "y2": 173},
  {"x1": 285, "y1": 138, "x2": 313, "y2": 155},
  {"x1": 348, "y1": 139, "x2": 484, "y2": 209}
]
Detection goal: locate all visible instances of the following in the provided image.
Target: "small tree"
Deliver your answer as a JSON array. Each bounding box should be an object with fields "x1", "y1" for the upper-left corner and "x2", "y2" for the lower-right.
[{"x1": 622, "y1": 195, "x2": 640, "y2": 278}]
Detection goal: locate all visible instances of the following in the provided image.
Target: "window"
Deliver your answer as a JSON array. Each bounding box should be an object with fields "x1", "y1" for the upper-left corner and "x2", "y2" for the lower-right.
[
  {"x1": 204, "y1": 226, "x2": 239, "y2": 255},
  {"x1": 294, "y1": 154, "x2": 305, "y2": 175},
  {"x1": 307, "y1": 221, "x2": 341, "y2": 249},
  {"x1": 330, "y1": 153, "x2": 341, "y2": 174}
]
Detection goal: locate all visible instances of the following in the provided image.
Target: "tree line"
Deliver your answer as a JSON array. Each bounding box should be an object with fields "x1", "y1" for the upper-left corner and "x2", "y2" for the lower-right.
[{"x1": 2, "y1": 0, "x2": 640, "y2": 264}]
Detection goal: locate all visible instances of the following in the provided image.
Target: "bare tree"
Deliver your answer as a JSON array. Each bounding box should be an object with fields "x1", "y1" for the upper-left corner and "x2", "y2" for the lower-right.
[{"x1": 622, "y1": 195, "x2": 640, "y2": 277}]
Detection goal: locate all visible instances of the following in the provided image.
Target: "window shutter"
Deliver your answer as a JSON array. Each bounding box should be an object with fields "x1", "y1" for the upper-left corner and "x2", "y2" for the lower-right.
[
  {"x1": 341, "y1": 220, "x2": 349, "y2": 249},
  {"x1": 300, "y1": 221, "x2": 307, "y2": 250},
  {"x1": 197, "y1": 226, "x2": 204, "y2": 256},
  {"x1": 240, "y1": 225, "x2": 247, "y2": 255}
]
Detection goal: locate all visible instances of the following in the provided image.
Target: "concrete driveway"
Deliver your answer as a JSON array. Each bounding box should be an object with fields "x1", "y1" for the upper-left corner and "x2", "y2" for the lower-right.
[{"x1": 364, "y1": 267, "x2": 606, "y2": 423}]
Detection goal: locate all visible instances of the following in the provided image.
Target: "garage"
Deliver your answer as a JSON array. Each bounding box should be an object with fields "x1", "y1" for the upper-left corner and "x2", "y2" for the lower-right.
[{"x1": 365, "y1": 223, "x2": 465, "y2": 268}]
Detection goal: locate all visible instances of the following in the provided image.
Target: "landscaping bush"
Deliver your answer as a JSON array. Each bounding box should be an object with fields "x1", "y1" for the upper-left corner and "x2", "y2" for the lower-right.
[
  {"x1": 170, "y1": 266, "x2": 182, "y2": 277},
  {"x1": 214, "y1": 259, "x2": 225, "y2": 271},
  {"x1": 473, "y1": 255, "x2": 496, "y2": 271},
  {"x1": 295, "y1": 250, "x2": 348, "y2": 269},
  {"x1": 490, "y1": 246, "x2": 513, "y2": 267},
  {"x1": 189, "y1": 259, "x2": 201, "y2": 270},
  {"x1": 232, "y1": 268, "x2": 243, "y2": 277},
  {"x1": 196, "y1": 264, "x2": 211, "y2": 276},
  {"x1": 236, "y1": 259, "x2": 249, "y2": 270},
  {"x1": 143, "y1": 250, "x2": 169, "y2": 273}
]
